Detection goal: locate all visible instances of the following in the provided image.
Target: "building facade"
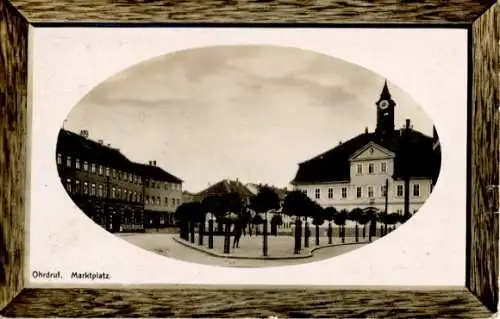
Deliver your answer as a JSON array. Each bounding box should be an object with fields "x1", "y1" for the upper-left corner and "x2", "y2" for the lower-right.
[
  {"x1": 291, "y1": 81, "x2": 441, "y2": 216},
  {"x1": 136, "y1": 161, "x2": 183, "y2": 228},
  {"x1": 56, "y1": 129, "x2": 183, "y2": 232}
]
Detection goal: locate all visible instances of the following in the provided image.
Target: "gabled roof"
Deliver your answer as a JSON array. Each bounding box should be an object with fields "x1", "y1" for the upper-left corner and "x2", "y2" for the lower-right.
[
  {"x1": 245, "y1": 183, "x2": 289, "y2": 201},
  {"x1": 132, "y1": 163, "x2": 183, "y2": 183},
  {"x1": 195, "y1": 179, "x2": 254, "y2": 199},
  {"x1": 348, "y1": 141, "x2": 395, "y2": 161},
  {"x1": 292, "y1": 128, "x2": 441, "y2": 184}
]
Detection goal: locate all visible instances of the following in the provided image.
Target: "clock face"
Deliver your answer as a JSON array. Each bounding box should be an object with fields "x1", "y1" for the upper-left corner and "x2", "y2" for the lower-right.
[{"x1": 379, "y1": 100, "x2": 389, "y2": 109}]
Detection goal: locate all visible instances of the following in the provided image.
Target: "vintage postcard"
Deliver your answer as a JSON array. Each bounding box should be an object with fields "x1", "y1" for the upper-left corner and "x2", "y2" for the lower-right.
[{"x1": 26, "y1": 27, "x2": 469, "y2": 288}]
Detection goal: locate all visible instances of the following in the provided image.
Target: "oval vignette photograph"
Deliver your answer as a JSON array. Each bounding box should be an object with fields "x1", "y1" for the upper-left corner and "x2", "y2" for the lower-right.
[{"x1": 55, "y1": 45, "x2": 442, "y2": 268}]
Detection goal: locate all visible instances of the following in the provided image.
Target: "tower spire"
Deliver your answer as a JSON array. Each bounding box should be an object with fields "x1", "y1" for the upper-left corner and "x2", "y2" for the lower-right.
[{"x1": 380, "y1": 79, "x2": 392, "y2": 100}]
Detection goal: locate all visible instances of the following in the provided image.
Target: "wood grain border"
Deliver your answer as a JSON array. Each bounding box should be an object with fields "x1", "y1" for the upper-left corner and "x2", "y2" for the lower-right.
[{"x1": 0, "y1": 0, "x2": 498, "y2": 317}]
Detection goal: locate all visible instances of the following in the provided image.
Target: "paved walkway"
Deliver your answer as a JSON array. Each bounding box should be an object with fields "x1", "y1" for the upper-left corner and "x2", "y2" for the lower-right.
[{"x1": 118, "y1": 233, "x2": 376, "y2": 267}]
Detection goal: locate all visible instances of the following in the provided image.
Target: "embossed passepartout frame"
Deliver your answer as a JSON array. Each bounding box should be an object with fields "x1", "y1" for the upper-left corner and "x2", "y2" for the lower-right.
[{"x1": 0, "y1": 0, "x2": 498, "y2": 317}]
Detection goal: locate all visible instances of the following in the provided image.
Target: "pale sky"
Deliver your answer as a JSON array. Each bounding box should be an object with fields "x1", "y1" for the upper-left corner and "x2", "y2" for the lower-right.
[{"x1": 65, "y1": 45, "x2": 434, "y2": 193}]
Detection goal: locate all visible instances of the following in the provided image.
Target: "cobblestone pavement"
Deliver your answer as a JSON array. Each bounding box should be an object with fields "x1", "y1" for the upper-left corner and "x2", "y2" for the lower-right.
[{"x1": 117, "y1": 233, "x2": 373, "y2": 267}]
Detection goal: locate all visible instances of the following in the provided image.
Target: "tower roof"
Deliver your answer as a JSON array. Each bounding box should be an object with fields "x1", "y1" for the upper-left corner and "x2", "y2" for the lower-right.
[{"x1": 379, "y1": 79, "x2": 392, "y2": 100}]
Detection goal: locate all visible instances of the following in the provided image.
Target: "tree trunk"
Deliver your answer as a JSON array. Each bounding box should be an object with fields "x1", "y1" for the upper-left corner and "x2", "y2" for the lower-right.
[
  {"x1": 223, "y1": 223, "x2": 230, "y2": 254},
  {"x1": 355, "y1": 223, "x2": 359, "y2": 243},
  {"x1": 294, "y1": 219, "x2": 302, "y2": 254},
  {"x1": 328, "y1": 222, "x2": 332, "y2": 244},
  {"x1": 198, "y1": 222, "x2": 204, "y2": 246},
  {"x1": 190, "y1": 221, "x2": 195, "y2": 243},
  {"x1": 263, "y1": 214, "x2": 268, "y2": 257},
  {"x1": 315, "y1": 225, "x2": 320, "y2": 246},
  {"x1": 304, "y1": 220, "x2": 310, "y2": 248},
  {"x1": 341, "y1": 225, "x2": 345, "y2": 243},
  {"x1": 208, "y1": 219, "x2": 214, "y2": 249}
]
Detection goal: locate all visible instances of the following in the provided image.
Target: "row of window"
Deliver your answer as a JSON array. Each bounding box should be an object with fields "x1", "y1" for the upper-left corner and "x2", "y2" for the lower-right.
[
  {"x1": 57, "y1": 153, "x2": 142, "y2": 185},
  {"x1": 306, "y1": 184, "x2": 421, "y2": 200},
  {"x1": 64, "y1": 178, "x2": 142, "y2": 203},
  {"x1": 149, "y1": 180, "x2": 181, "y2": 191},
  {"x1": 145, "y1": 195, "x2": 181, "y2": 207},
  {"x1": 355, "y1": 162, "x2": 387, "y2": 176}
]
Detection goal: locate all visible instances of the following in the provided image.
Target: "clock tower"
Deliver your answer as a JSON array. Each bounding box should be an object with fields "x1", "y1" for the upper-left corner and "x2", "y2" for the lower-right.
[{"x1": 375, "y1": 80, "x2": 396, "y2": 135}]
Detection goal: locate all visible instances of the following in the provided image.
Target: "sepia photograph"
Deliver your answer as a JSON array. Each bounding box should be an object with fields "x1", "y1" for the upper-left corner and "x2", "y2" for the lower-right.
[{"x1": 56, "y1": 45, "x2": 442, "y2": 268}]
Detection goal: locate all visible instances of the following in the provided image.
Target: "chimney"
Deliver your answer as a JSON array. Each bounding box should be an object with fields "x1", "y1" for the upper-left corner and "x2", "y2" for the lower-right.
[
  {"x1": 153, "y1": 160, "x2": 157, "y2": 166},
  {"x1": 149, "y1": 161, "x2": 152, "y2": 166},
  {"x1": 405, "y1": 119, "x2": 411, "y2": 129},
  {"x1": 338, "y1": 140, "x2": 342, "y2": 145},
  {"x1": 79, "y1": 129, "x2": 89, "y2": 138},
  {"x1": 365, "y1": 127, "x2": 369, "y2": 134},
  {"x1": 107, "y1": 143, "x2": 111, "y2": 147},
  {"x1": 98, "y1": 139, "x2": 104, "y2": 145}
]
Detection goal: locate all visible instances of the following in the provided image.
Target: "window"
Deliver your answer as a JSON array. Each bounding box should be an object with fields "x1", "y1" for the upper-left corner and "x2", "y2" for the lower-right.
[
  {"x1": 66, "y1": 156, "x2": 71, "y2": 168},
  {"x1": 151, "y1": 181, "x2": 155, "y2": 188},
  {"x1": 157, "y1": 196, "x2": 161, "y2": 205},
  {"x1": 328, "y1": 188, "x2": 333, "y2": 199},
  {"x1": 397, "y1": 185, "x2": 404, "y2": 197},
  {"x1": 98, "y1": 184, "x2": 103, "y2": 197},
  {"x1": 133, "y1": 192, "x2": 137, "y2": 202},
  {"x1": 397, "y1": 209, "x2": 403, "y2": 215},
  {"x1": 341, "y1": 187, "x2": 347, "y2": 199},
  {"x1": 357, "y1": 164, "x2": 362, "y2": 175},
  {"x1": 138, "y1": 194, "x2": 142, "y2": 202},
  {"x1": 91, "y1": 163, "x2": 96, "y2": 174},
  {"x1": 75, "y1": 180, "x2": 81, "y2": 193},
  {"x1": 117, "y1": 188, "x2": 121, "y2": 199},
  {"x1": 145, "y1": 195, "x2": 150, "y2": 205},
  {"x1": 165, "y1": 197, "x2": 168, "y2": 206},
  {"x1": 368, "y1": 163, "x2": 374, "y2": 174},
  {"x1": 57, "y1": 153, "x2": 62, "y2": 165},
  {"x1": 172, "y1": 198, "x2": 176, "y2": 207},
  {"x1": 83, "y1": 182, "x2": 89, "y2": 195},
  {"x1": 65, "y1": 178, "x2": 72, "y2": 193},
  {"x1": 368, "y1": 186, "x2": 374, "y2": 198},
  {"x1": 91, "y1": 183, "x2": 96, "y2": 196},
  {"x1": 381, "y1": 185, "x2": 387, "y2": 197},
  {"x1": 105, "y1": 167, "x2": 110, "y2": 176},
  {"x1": 98, "y1": 165, "x2": 103, "y2": 176},
  {"x1": 83, "y1": 161, "x2": 89, "y2": 172},
  {"x1": 413, "y1": 184, "x2": 420, "y2": 197},
  {"x1": 112, "y1": 169, "x2": 116, "y2": 178},
  {"x1": 164, "y1": 183, "x2": 168, "y2": 190},
  {"x1": 160, "y1": 216, "x2": 165, "y2": 225},
  {"x1": 356, "y1": 187, "x2": 362, "y2": 198},
  {"x1": 176, "y1": 198, "x2": 180, "y2": 205},
  {"x1": 381, "y1": 162, "x2": 387, "y2": 173},
  {"x1": 129, "y1": 191, "x2": 133, "y2": 202},
  {"x1": 75, "y1": 159, "x2": 80, "y2": 170},
  {"x1": 315, "y1": 188, "x2": 320, "y2": 199},
  {"x1": 111, "y1": 187, "x2": 116, "y2": 199},
  {"x1": 129, "y1": 174, "x2": 132, "y2": 182}
]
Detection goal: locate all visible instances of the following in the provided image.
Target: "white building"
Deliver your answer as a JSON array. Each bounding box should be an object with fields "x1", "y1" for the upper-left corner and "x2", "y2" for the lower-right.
[{"x1": 290, "y1": 81, "x2": 441, "y2": 216}]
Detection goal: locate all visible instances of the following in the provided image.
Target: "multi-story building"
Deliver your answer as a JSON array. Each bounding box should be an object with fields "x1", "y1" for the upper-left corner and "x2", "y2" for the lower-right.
[
  {"x1": 134, "y1": 161, "x2": 183, "y2": 228},
  {"x1": 290, "y1": 80, "x2": 441, "y2": 216},
  {"x1": 56, "y1": 129, "x2": 183, "y2": 232},
  {"x1": 56, "y1": 129, "x2": 145, "y2": 232}
]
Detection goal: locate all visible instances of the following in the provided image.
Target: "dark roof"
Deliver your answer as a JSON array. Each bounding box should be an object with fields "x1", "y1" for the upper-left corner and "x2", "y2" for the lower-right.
[
  {"x1": 292, "y1": 128, "x2": 441, "y2": 184},
  {"x1": 195, "y1": 179, "x2": 254, "y2": 199},
  {"x1": 57, "y1": 129, "x2": 184, "y2": 182},
  {"x1": 133, "y1": 163, "x2": 183, "y2": 183},
  {"x1": 56, "y1": 129, "x2": 134, "y2": 171}
]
